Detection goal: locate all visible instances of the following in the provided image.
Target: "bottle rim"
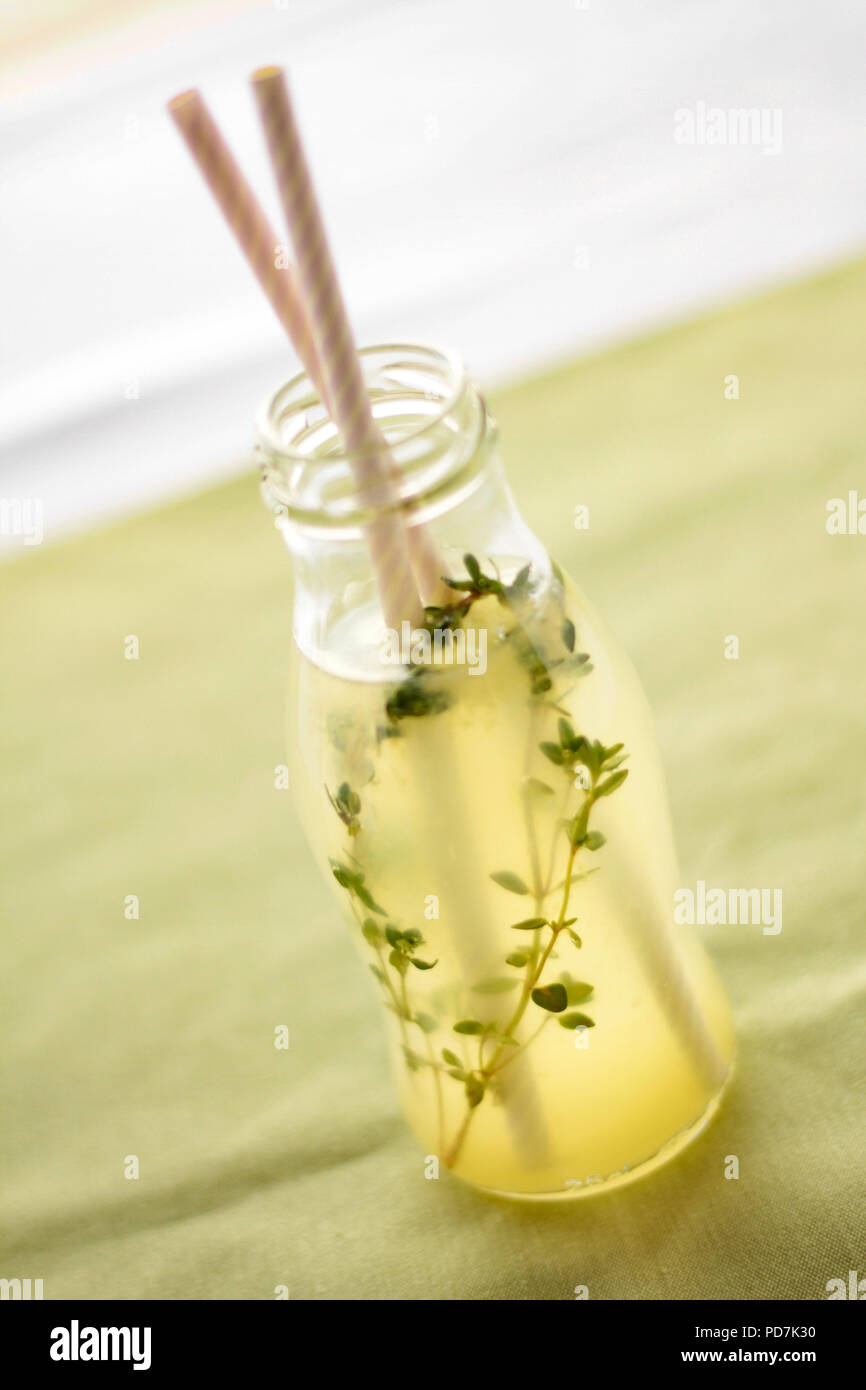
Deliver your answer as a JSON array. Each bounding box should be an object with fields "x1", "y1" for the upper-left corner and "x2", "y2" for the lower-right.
[
  {"x1": 256, "y1": 341, "x2": 469, "y2": 465},
  {"x1": 256, "y1": 341, "x2": 489, "y2": 530}
]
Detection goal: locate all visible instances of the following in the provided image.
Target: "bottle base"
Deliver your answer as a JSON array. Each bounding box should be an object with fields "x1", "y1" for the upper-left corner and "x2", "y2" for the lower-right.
[{"x1": 458, "y1": 1060, "x2": 734, "y2": 1202}]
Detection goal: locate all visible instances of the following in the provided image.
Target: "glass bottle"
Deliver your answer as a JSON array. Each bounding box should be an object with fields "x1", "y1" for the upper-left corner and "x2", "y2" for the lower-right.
[{"x1": 257, "y1": 343, "x2": 734, "y2": 1198}]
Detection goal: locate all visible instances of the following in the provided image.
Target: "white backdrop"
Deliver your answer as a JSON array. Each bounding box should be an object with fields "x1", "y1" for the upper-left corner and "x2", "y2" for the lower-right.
[{"x1": 2, "y1": 0, "x2": 865, "y2": 548}]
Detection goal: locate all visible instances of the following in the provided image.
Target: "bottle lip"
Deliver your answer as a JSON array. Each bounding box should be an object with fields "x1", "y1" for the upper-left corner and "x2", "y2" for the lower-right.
[
  {"x1": 256, "y1": 341, "x2": 489, "y2": 529},
  {"x1": 255, "y1": 340, "x2": 469, "y2": 468}
]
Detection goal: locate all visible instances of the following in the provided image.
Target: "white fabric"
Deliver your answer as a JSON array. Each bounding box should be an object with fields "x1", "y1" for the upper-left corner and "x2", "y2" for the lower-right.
[{"x1": 1, "y1": 0, "x2": 865, "y2": 548}]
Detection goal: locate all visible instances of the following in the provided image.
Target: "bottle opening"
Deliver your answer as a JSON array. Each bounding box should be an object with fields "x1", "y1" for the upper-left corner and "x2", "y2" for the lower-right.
[{"x1": 257, "y1": 342, "x2": 488, "y2": 529}]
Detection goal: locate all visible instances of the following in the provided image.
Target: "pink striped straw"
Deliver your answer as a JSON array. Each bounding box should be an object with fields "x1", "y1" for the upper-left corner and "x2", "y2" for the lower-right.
[
  {"x1": 250, "y1": 65, "x2": 435, "y2": 630},
  {"x1": 168, "y1": 90, "x2": 324, "y2": 396},
  {"x1": 169, "y1": 86, "x2": 448, "y2": 613}
]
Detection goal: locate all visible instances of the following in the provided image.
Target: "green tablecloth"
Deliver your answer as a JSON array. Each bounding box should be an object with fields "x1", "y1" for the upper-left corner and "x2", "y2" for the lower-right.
[{"x1": 3, "y1": 259, "x2": 864, "y2": 1300}]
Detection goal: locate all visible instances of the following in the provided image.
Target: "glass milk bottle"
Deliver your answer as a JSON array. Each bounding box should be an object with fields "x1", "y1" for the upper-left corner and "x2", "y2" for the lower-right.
[{"x1": 257, "y1": 343, "x2": 734, "y2": 1198}]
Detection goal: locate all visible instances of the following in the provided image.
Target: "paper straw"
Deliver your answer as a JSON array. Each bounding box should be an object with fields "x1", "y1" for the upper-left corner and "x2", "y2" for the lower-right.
[
  {"x1": 250, "y1": 66, "x2": 437, "y2": 630},
  {"x1": 169, "y1": 88, "x2": 448, "y2": 611},
  {"x1": 249, "y1": 67, "x2": 555, "y2": 1168},
  {"x1": 618, "y1": 862, "x2": 729, "y2": 1091},
  {"x1": 168, "y1": 90, "x2": 323, "y2": 393}
]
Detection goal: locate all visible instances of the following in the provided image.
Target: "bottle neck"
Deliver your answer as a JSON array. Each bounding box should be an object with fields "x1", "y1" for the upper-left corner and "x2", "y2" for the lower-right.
[{"x1": 257, "y1": 343, "x2": 550, "y2": 676}]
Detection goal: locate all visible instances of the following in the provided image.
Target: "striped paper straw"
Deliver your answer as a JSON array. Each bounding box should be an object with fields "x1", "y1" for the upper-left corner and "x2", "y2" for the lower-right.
[
  {"x1": 250, "y1": 66, "x2": 428, "y2": 630},
  {"x1": 169, "y1": 87, "x2": 448, "y2": 610},
  {"x1": 168, "y1": 90, "x2": 323, "y2": 395}
]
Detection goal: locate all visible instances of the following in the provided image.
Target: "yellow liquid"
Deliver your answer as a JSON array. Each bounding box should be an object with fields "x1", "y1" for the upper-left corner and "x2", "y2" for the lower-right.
[{"x1": 288, "y1": 572, "x2": 733, "y2": 1197}]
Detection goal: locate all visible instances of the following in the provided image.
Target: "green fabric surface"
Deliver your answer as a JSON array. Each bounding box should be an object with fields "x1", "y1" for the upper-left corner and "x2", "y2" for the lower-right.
[{"x1": 3, "y1": 259, "x2": 865, "y2": 1301}]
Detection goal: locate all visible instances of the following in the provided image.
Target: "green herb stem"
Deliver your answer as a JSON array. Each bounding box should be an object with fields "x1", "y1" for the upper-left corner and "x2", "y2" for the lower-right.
[{"x1": 325, "y1": 557, "x2": 627, "y2": 1179}]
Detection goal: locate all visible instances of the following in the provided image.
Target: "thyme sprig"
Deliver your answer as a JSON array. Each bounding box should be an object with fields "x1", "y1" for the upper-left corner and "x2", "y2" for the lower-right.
[
  {"x1": 325, "y1": 781, "x2": 362, "y2": 836},
  {"x1": 323, "y1": 555, "x2": 630, "y2": 1172}
]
